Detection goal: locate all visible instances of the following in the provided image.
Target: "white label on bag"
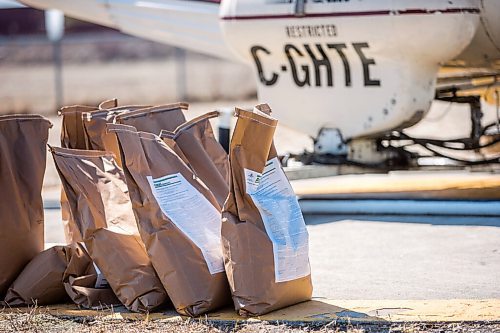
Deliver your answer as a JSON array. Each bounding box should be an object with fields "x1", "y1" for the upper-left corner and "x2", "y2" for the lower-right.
[
  {"x1": 80, "y1": 242, "x2": 110, "y2": 289},
  {"x1": 244, "y1": 168, "x2": 262, "y2": 194},
  {"x1": 147, "y1": 173, "x2": 224, "y2": 274},
  {"x1": 93, "y1": 263, "x2": 110, "y2": 289},
  {"x1": 245, "y1": 157, "x2": 310, "y2": 283}
]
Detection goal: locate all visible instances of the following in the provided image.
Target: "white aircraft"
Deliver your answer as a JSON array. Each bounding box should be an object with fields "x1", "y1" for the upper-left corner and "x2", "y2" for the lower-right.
[{"x1": 19, "y1": 0, "x2": 500, "y2": 166}]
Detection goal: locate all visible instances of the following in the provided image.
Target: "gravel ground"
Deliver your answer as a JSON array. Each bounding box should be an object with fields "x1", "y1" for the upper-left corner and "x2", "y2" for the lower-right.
[{"x1": 1, "y1": 309, "x2": 500, "y2": 333}]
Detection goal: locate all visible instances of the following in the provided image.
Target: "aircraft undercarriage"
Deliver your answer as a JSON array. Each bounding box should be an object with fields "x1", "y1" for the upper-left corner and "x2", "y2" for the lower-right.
[{"x1": 282, "y1": 77, "x2": 500, "y2": 171}]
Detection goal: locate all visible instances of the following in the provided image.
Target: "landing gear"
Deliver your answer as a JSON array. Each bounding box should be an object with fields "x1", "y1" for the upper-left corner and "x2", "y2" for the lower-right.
[
  {"x1": 391, "y1": 92, "x2": 500, "y2": 165},
  {"x1": 283, "y1": 94, "x2": 500, "y2": 169},
  {"x1": 284, "y1": 130, "x2": 413, "y2": 169}
]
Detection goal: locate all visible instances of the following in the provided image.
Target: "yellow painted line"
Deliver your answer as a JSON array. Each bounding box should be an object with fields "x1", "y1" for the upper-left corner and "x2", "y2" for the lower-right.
[
  {"x1": 3, "y1": 299, "x2": 500, "y2": 323},
  {"x1": 291, "y1": 172, "x2": 500, "y2": 198}
]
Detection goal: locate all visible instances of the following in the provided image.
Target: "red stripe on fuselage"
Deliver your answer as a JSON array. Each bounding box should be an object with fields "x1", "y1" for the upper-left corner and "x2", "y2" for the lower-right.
[{"x1": 220, "y1": 7, "x2": 480, "y2": 20}]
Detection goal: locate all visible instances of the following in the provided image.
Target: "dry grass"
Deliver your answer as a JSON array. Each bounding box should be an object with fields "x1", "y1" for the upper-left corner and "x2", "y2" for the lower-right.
[{"x1": 1, "y1": 305, "x2": 500, "y2": 333}]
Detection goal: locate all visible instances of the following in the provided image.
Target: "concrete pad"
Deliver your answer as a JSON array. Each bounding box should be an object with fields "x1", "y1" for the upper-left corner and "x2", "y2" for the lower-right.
[{"x1": 291, "y1": 171, "x2": 500, "y2": 199}]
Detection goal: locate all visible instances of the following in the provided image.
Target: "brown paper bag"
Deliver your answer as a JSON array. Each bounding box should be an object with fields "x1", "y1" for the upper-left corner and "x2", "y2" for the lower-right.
[
  {"x1": 0, "y1": 115, "x2": 52, "y2": 299},
  {"x1": 82, "y1": 105, "x2": 150, "y2": 167},
  {"x1": 5, "y1": 246, "x2": 68, "y2": 306},
  {"x1": 59, "y1": 105, "x2": 97, "y2": 150},
  {"x1": 51, "y1": 147, "x2": 168, "y2": 312},
  {"x1": 222, "y1": 106, "x2": 313, "y2": 316},
  {"x1": 63, "y1": 243, "x2": 120, "y2": 309},
  {"x1": 160, "y1": 111, "x2": 229, "y2": 207},
  {"x1": 59, "y1": 105, "x2": 99, "y2": 244},
  {"x1": 82, "y1": 109, "x2": 122, "y2": 154},
  {"x1": 59, "y1": 101, "x2": 128, "y2": 242},
  {"x1": 3, "y1": 246, "x2": 68, "y2": 306},
  {"x1": 253, "y1": 103, "x2": 280, "y2": 159},
  {"x1": 109, "y1": 124, "x2": 231, "y2": 317},
  {"x1": 98, "y1": 98, "x2": 118, "y2": 110},
  {"x1": 115, "y1": 102, "x2": 187, "y2": 134},
  {"x1": 58, "y1": 104, "x2": 125, "y2": 308},
  {"x1": 3, "y1": 244, "x2": 120, "y2": 308}
]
